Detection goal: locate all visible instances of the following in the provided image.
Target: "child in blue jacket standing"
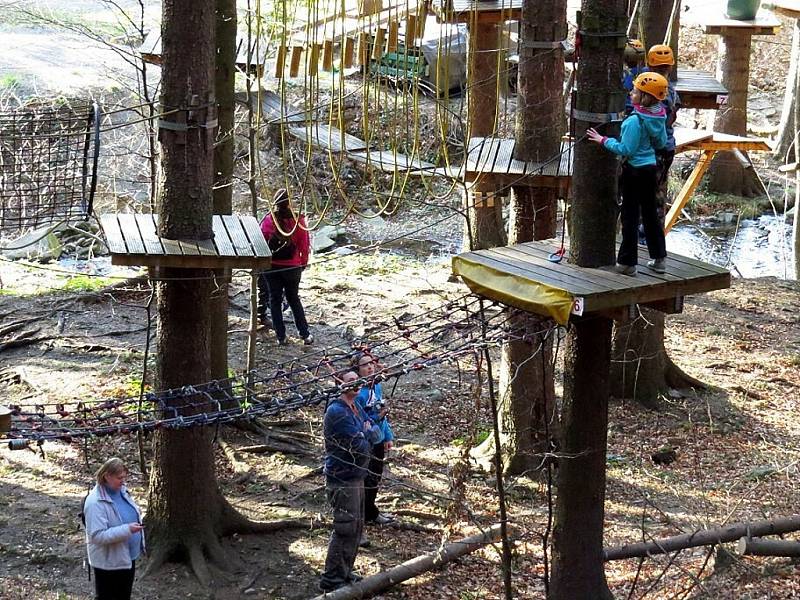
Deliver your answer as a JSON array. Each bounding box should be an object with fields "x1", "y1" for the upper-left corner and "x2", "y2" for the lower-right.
[
  {"x1": 587, "y1": 72, "x2": 669, "y2": 276},
  {"x1": 354, "y1": 352, "x2": 395, "y2": 528}
]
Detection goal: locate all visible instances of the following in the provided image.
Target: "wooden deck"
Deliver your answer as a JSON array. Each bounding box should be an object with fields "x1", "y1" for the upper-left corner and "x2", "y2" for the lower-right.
[
  {"x1": 462, "y1": 137, "x2": 572, "y2": 189},
  {"x1": 453, "y1": 238, "x2": 731, "y2": 324},
  {"x1": 100, "y1": 214, "x2": 271, "y2": 270},
  {"x1": 432, "y1": 0, "x2": 522, "y2": 23},
  {"x1": 675, "y1": 69, "x2": 728, "y2": 109},
  {"x1": 769, "y1": 0, "x2": 800, "y2": 20},
  {"x1": 703, "y1": 14, "x2": 781, "y2": 35}
]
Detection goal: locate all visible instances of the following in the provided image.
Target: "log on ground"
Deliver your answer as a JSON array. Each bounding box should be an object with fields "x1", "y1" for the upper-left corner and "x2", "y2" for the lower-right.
[{"x1": 737, "y1": 537, "x2": 800, "y2": 557}]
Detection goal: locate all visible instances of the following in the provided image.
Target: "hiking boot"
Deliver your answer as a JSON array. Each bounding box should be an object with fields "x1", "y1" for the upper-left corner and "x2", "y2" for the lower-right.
[
  {"x1": 318, "y1": 579, "x2": 346, "y2": 593},
  {"x1": 277, "y1": 337, "x2": 288, "y2": 346},
  {"x1": 347, "y1": 572, "x2": 364, "y2": 583},
  {"x1": 615, "y1": 263, "x2": 637, "y2": 276},
  {"x1": 303, "y1": 334, "x2": 314, "y2": 346},
  {"x1": 647, "y1": 258, "x2": 667, "y2": 273}
]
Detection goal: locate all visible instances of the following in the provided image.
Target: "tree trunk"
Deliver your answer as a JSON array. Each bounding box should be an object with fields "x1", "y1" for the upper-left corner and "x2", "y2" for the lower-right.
[
  {"x1": 611, "y1": 0, "x2": 697, "y2": 405},
  {"x1": 774, "y1": 20, "x2": 799, "y2": 163},
  {"x1": 605, "y1": 514, "x2": 800, "y2": 560},
  {"x1": 147, "y1": 0, "x2": 244, "y2": 584},
  {"x1": 210, "y1": 0, "x2": 237, "y2": 382},
  {"x1": 610, "y1": 308, "x2": 668, "y2": 406},
  {"x1": 737, "y1": 537, "x2": 800, "y2": 557},
  {"x1": 550, "y1": 2, "x2": 623, "y2": 597},
  {"x1": 708, "y1": 32, "x2": 764, "y2": 196},
  {"x1": 638, "y1": 0, "x2": 680, "y2": 79},
  {"x1": 464, "y1": 22, "x2": 505, "y2": 250},
  {"x1": 484, "y1": 0, "x2": 566, "y2": 477}
]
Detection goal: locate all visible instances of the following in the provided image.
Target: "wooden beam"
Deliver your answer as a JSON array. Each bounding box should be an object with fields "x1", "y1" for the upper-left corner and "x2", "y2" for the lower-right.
[{"x1": 665, "y1": 149, "x2": 715, "y2": 233}]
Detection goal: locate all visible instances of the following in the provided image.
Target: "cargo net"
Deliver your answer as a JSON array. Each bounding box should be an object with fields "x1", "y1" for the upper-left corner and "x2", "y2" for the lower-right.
[{"x1": 0, "y1": 100, "x2": 100, "y2": 233}]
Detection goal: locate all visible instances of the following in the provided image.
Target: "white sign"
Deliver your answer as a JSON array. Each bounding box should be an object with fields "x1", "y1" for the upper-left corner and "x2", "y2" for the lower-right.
[
  {"x1": 716, "y1": 94, "x2": 729, "y2": 105},
  {"x1": 571, "y1": 297, "x2": 584, "y2": 316}
]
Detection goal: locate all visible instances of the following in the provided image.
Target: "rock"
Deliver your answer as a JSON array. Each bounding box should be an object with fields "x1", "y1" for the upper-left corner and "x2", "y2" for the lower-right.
[
  {"x1": 243, "y1": 588, "x2": 257, "y2": 595},
  {"x1": 428, "y1": 389, "x2": 444, "y2": 402},
  {"x1": 651, "y1": 446, "x2": 677, "y2": 465},
  {"x1": 717, "y1": 212, "x2": 737, "y2": 225},
  {"x1": 1, "y1": 226, "x2": 62, "y2": 261},
  {"x1": 313, "y1": 225, "x2": 347, "y2": 253}
]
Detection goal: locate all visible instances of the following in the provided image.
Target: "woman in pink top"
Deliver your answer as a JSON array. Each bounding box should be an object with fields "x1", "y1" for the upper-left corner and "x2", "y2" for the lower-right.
[{"x1": 258, "y1": 189, "x2": 313, "y2": 345}]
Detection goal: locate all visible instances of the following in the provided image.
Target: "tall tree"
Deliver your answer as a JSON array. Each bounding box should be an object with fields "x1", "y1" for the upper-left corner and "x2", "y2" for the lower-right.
[
  {"x1": 774, "y1": 18, "x2": 799, "y2": 162},
  {"x1": 549, "y1": 1, "x2": 624, "y2": 597},
  {"x1": 488, "y1": 0, "x2": 567, "y2": 475},
  {"x1": 146, "y1": 0, "x2": 284, "y2": 582},
  {"x1": 638, "y1": 0, "x2": 680, "y2": 74},
  {"x1": 465, "y1": 22, "x2": 506, "y2": 250},
  {"x1": 210, "y1": 0, "x2": 237, "y2": 382}
]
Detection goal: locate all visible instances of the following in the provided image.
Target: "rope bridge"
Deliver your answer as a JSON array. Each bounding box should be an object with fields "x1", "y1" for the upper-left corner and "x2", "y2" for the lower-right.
[
  {"x1": 0, "y1": 101, "x2": 100, "y2": 233},
  {"x1": 2, "y1": 295, "x2": 556, "y2": 446}
]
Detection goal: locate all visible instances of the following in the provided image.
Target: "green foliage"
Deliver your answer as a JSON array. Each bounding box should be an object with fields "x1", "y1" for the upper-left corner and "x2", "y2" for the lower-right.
[
  {"x1": 60, "y1": 275, "x2": 114, "y2": 293},
  {"x1": 452, "y1": 428, "x2": 490, "y2": 447},
  {"x1": 0, "y1": 73, "x2": 21, "y2": 90}
]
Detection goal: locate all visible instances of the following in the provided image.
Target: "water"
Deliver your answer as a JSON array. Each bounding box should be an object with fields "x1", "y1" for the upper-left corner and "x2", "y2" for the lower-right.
[{"x1": 668, "y1": 215, "x2": 796, "y2": 280}]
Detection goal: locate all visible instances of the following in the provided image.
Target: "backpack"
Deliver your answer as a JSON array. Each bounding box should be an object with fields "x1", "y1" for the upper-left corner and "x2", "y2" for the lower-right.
[
  {"x1": 79, "y1": 485, "x2": 92, "y2": 580},
  {"x1": 268, "y1": 228, "x2": 295, "y2": 261}
]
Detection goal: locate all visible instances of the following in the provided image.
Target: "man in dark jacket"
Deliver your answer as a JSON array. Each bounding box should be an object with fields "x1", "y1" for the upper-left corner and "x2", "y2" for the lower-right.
[{"x1": 319, "y1": 371, "x2": 381, "y2": 592}]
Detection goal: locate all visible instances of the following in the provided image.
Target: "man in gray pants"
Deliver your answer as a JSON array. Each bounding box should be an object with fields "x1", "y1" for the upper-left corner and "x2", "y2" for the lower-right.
[{"x1": 320, "y1": 371, "x2": 381, "y2": 592}]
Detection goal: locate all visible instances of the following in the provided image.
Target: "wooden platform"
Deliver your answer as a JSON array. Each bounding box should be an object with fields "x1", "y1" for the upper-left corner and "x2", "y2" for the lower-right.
[
  {"x1": 462, "y1": 137, "x2": 572, "y2": 190},
  {"x1": 432, "y1": 0, "x2": 522, "y2": 23},
  {"x1": 768, "y1": 0, "x2": 800, "y2": 20},
  {"x1": 703, "y1": 14, "x2": 781, "y2": 35},
  {"x1": 100, "y1": 214, "x2": 271, "y2": 269},
  {"x1": 675, "y1": 69, "x2": 728, "y2": 109},
  {"x1": 452, "y1": 239, "x2": 731, "y2": 324}
]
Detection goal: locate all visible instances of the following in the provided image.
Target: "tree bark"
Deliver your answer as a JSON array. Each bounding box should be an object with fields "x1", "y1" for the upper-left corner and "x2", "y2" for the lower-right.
[
  {"x1": 737, "y1": 537, "x2": 800, "y2": 557},
  {"x1": 604, "y1": 514, "x2": 800, "y2": 560},
  {"x1": 610, "y1": 308, "x2": 668, "y2": 406},
  {"x1": 308, "y1": 525, "x2": 502, "y2": 600},
  {"x1": 147, "y1": 0, "x2": 257, "y2": 583},
  {"x1": 638, "y1": 0, "x2": 680, "y2": 80},
  {"x1": 550, "y1": 4, "x2": 624, "y2": 597},
  {"x1": 774, "y1": 20, "x2": 799, "y2": 163},
  {"x1": 209, "y1": 0, "x2": 237, "y2": 382},
  {"x1": 708, "y1": 32, "x2": 764, "y2": 196},
  {"x1": 464, "y1": 22, "x2": 505, "y2": 250},
  {"x1": 483, "y1": 0, "x2": 565, "y2": 477}
]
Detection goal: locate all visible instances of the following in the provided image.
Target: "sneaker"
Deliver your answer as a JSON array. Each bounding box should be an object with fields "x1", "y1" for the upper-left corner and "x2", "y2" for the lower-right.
[
  {"x1": 277, "y1": 337, "x2": 288, "y2": 346},
  {"x1": 647, "y1": 258, "x2": 667, "y2": 273},
  {"x1": 347, "y1": 572, "x2": 364, "y2": 583},
  {"x1": 358, "y1": 533, "x2": 371, "y2": 548},
  {"x1": 318, "y1": 579, "x2": 346, "y2": 593},
  {"x1": 615, "y1": 263, "x2": 637, "y2": 276},
  {"x1": 303, "y1": 334, "x2": 314, "y2": 346},
  {"x1": 371, "y1": 513, "x2": 395, "y2": 525}
]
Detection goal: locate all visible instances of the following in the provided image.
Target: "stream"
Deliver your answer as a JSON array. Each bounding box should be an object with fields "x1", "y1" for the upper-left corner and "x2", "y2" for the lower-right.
[{"x1": 668, "y1": 214, "x2": 796, "y2": 280}]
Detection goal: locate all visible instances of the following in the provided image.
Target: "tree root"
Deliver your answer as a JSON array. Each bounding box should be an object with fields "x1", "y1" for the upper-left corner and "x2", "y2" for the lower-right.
[
  {"x1": 665, "y1": 358, "x2": 707, "y2": 391},
  {"x1": 218, "y1": 498, "x2": 316, "y2": 536},
  {"x1": 219, "y1": 438, "x2": 253, "y2": 484}
]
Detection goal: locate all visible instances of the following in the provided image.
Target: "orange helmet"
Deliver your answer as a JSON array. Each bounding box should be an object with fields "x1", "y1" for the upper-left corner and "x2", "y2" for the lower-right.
[
  {"x1": 647, "y1": 44, "x2": 674, "y2": 67},
  {"x1": 634, "y1": 72, "x2": 668, "y2": 101},
  {"x1": 628, "y1": 39, "x2": 644, "y2": 51}
]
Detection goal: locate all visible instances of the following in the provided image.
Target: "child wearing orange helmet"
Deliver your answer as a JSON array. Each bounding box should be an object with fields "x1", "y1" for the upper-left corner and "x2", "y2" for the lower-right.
[
  {"x1": 647, "y1": 45, "x2": 681, "y2": 210},
  {"x1": 587, "y1": 72, "x2": 669, "y2": 275},
  {"x1": 622, "y1": 39, "x2": 646, "y2": 114}
]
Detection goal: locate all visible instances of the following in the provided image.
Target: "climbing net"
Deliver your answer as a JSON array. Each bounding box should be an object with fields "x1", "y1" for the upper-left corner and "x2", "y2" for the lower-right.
[
  {"x1": 0, "y1": 100, "x2": 100, "y2": 233},
  {"x1": 3, "y1": 295, "x2": 555, "y2": 445}
]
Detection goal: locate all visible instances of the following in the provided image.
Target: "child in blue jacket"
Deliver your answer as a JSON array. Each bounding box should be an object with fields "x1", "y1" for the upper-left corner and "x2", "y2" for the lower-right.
[
  {"x1": 354, "y1": 352, "x2": 395, "y2": 526},
  {"x1": 587, "y1": 72, "x2": 669, "y2": 276}
]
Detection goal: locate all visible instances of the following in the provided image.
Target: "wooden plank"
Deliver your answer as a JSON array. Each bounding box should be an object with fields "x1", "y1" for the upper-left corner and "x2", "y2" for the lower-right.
[
  {"x1": 99, "y1": 215, "x2": 128, "y2": 255},
  {"x1": 770, "y1": 0, "x2": 800, "y2": 20},
  {"x1": 481, "y1": 249, "x2": 597, "y2": 295},
  {"x1": 493, "y1": 139, "x2": 515, "y2": 175},
  {"x1": 151, "y1": 214, "x2": 185, "y2": 257},
  {"x1": 239, "y1": 215, "x2": 272, "y2": 257},
  {"x1": 674, "y1": 128, "x2": 714, "y2": 152},
  {"x1": 175, "y1": 238, "x2": 200, "y2": 256},
  {"x1": 222, "y1": 214, "x2": 255, "y2": 256},
  {"x1": 666, "y1": 149, "x2": 714, "y2": 232},
  {"x1": 195, "y1": 236, "x2": 217, "y2": 257},
  {"x1": 110, "y1": 254, "x2": 272, "y2": 270},
  {"x1": 211, "y1": 216, "x2": 237, "y2": 257},
  {"x1": 703, "y1": 14, "x2": 780, "y2": 35},
  {"x1": 116, "y1": 213, "x2": 146, "y2": 255},
  {"x1": 135, "y1": 213, "x2": 165, "y2": 255}
]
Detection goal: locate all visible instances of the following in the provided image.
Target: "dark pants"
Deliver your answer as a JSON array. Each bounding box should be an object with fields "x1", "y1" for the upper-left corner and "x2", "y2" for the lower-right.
[
  {"x1": 261, "y1": 267, "x2": 309, "y2": 341},
  {"x1": 618, "y1": 163, "x2": 666, "y2": 266},
  {"x1": 364, "y1": 443, "x2": 385, "y2": 522},
  {"x1": 320, "y1": 480, "x2": 365, "y2": 590},
  {"x1": 655, "y1": 148, "x2": 675, "y2": 213},
  {"x1": 94, "y1": 563, "x2": 135, "y2": 600}
]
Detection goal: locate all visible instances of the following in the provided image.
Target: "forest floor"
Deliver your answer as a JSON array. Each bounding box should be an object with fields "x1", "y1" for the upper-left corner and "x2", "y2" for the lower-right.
[{"x1": 0, "y1": 246, "x2": 799, "y2": 600}]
